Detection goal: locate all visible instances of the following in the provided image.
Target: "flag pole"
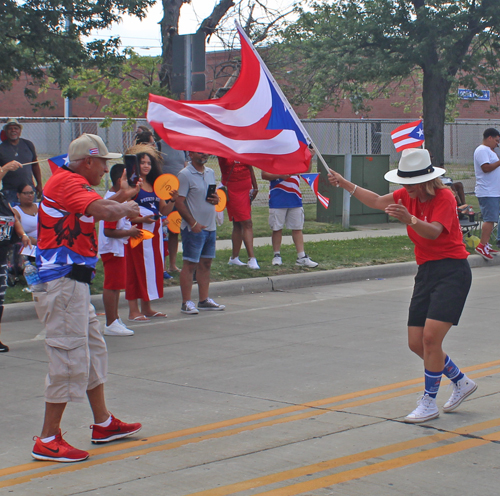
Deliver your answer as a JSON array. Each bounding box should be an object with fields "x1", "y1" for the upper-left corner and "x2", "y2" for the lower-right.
[{"x1": 235, "y1": 21, "x2": 331, "y2": 175}]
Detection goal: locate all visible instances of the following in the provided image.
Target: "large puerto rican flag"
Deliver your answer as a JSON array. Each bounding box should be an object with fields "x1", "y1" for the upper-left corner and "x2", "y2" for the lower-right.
[
  {"x1": 391, "y1": 120, "x2": 424, "y2": 152},
  {"x1": 147, "y1": 22, "x2": 312, "y2": 175}
]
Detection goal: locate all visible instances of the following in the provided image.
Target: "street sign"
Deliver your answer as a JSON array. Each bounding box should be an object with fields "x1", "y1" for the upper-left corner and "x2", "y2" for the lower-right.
[{"x1": 171, "y1": 33, "x2": 206, "y2": 97}]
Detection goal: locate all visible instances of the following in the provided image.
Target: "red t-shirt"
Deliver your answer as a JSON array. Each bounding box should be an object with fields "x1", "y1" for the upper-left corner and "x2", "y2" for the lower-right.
[
  {"x1": 218, "y1": 158, "x2": 252, "y2": 184},
  {"x1": 38, "y1": 167, "x2": 102, "y2": 259},
  {"x1": 393, "y1": 187, "x2": 469, "y2": 265}
]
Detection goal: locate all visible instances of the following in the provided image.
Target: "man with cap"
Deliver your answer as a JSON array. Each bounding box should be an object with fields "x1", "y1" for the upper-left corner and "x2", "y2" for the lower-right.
[
  {"x1": 0, "y1": 119, "x2": 43, "y2": 203},
  {"x1": 31, "y1": 134, "x2": 143, "y2": 463}
]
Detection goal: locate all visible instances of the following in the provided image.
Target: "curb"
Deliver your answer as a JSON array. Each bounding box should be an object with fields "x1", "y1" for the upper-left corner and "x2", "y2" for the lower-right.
[{"x1": 4, "y1": 254, "x2": 498, "y2": 324}]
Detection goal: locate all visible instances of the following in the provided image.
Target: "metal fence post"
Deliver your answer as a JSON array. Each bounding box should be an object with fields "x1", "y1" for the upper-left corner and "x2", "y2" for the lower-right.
[{"x1": 342, "y1": 154, "x2": 352, "y2": 229}]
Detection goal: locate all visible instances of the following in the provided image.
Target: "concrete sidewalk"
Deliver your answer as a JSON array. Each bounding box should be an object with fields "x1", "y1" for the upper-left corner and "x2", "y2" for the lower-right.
[
  {"x1": 1, "y1": 222, "x2": 492, "y2": 323},
  {"x1": 215, "y1": 222, "x2": 408, "y2": 251}
]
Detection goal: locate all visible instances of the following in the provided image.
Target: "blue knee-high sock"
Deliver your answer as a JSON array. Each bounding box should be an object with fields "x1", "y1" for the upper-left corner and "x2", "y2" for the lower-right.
[
  {"x1": 424, "y1": 369, "x2": 443, "y2": 398},
  {"x1": 443, "y1": 355, "x2": 464, "y2": 384}
]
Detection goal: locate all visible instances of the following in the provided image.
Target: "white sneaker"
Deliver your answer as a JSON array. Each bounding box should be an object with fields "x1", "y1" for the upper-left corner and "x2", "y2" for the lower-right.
[
  {"x1": 296, "y1": 254, "x2": 318, "y2": 268},
  {"x1": 104, "y1": 320, "x2": 134, "y2": 336},
  {"x1": 181, "y1": 300, "x2": 199, "y2": 315},
  {"x1": 228, "y1": 257, "x2": 247, "y2": 266},
  {"x1": 272, "y1": 254, "x2": 282, "y2": 266},
  {"x1": 404, "y1": 394, "x2": 439, "y2": 423},
  {"x1": 443, "y1": 377, "x2": 477, "y2": 413},
  {"x1": 247, "y1": 257, "x2": 260, "y2": 270}
]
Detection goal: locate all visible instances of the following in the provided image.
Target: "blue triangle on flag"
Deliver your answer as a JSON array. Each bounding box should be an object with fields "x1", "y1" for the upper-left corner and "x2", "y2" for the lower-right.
[
  {"x1": 409, "y1": 121, "x2": 424, "y2": 140},
  {"x1": 265, "y1": 74, "x2": 307, "y2": 145}
]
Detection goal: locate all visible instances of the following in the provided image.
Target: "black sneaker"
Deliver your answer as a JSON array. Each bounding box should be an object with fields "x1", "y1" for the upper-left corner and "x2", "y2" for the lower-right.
[
  {"x1": 198, "y1": 298, "x2": 225, "y2": 311},
  {"x1": 0, "y1": 341, "x2": 9, "y2": 352}
]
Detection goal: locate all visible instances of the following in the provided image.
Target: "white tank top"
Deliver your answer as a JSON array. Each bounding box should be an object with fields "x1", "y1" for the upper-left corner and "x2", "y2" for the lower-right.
[{"x1": 13, "y1": 205, "x2": 38, "y2": 239}]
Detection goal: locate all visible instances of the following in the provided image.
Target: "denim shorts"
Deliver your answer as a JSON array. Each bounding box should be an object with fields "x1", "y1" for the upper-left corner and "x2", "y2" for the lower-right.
[
  {"x1": 181, "y1": 228, "x2": 216, "y2": 263},
  {"x1": 478, "y1": 197, "x2": 500, "y2": 222}
]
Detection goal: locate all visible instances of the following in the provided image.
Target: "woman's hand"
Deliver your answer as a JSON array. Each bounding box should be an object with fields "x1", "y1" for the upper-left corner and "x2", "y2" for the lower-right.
[
  {"x1": 21, "y1": 233, "x2": 31, "y2": 248},
  {"x1": 385, "y1": 199, "x2": 412, "y2": 224},
  {"x1": 141, "y1": 214, "x2": 156, "y2": 224},
  {"x1": 327, "y1": 168, "x2": 344, "y2": 188},
  {"x1": 250, "y1": 188, "x2": 258, "y2": 201},
  {"x1": 169, "y1": 190, "x2": 179, "y2": 202}
]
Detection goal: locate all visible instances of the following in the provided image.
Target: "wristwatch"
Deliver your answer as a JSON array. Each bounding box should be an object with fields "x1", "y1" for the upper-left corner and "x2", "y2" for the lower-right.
[{"x1": 410, "y1": 215, "x2": 418, "y2": 225}]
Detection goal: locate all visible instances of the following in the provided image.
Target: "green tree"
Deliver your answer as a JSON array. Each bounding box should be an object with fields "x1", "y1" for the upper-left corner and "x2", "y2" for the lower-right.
[
  {"x1": 64, "y1": 50, "x2": 167, "y2": 129},
  {"x1": 277, "y1": 0, "x2": 500, "y2": 166},
  {"x1": 0, "y1": 0, "x2": 154, "y2": 99}
]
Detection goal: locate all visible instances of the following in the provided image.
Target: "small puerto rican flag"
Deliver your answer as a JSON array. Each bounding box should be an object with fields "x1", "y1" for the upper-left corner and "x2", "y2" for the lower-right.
[
  {"x1": 47, "y1": 153, "x2": 69, "y2": 174},
  {"x1": 89, "y1": 148, "x2": 99, "y2": 155},
  {"x1": 301, "y1": 173, "x2": 330, "y2": 209},
  {"x1": 391, "y1": 120, "x2": 424, "y2": 152}
]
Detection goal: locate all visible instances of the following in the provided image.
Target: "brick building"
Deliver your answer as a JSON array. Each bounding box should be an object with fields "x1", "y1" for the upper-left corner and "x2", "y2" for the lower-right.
[{"x1": 1, "y1": 50, "x2": 498, "y2": 121}]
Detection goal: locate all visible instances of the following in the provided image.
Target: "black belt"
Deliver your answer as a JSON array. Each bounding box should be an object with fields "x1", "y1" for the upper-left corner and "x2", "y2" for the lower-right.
[{"x1": 65, "y1": 264, "x2": 94, "y2": 284}]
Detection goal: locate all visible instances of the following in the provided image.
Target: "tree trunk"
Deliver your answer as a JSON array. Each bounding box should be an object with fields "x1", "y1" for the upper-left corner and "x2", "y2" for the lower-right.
[{"x1": 421, "y1": 67, "x2": 451, "y2": 168}]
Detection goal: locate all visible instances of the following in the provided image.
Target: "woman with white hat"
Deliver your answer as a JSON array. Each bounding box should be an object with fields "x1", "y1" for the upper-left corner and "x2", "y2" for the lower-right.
[{"x1": 328, "y1": 148, "x2": 477, "y2": 423}]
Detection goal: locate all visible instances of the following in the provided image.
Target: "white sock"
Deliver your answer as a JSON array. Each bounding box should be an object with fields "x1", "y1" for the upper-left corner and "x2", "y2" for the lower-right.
[
  {"x1": 297, "y1": 251, "x2": 305, "y2": 259},
  {"x1": 96, "y1": 414, "x2": 112, "y2": 427},
  {"x1": 42, "y1": 435, "x2": 56, "y2": 443},
  {"x1": 274, "y1": 252, "x2": 280, "y2": 256}
]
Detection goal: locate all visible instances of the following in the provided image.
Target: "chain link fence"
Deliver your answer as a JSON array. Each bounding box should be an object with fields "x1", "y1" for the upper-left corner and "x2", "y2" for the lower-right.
[{"x1": 3, "y1": 117, "x2": 500, "y2": 202}]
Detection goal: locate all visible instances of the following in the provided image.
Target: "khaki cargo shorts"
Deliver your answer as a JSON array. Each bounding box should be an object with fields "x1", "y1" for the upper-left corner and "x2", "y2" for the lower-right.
[{"x1": 34, "y1": 277, "x2": 108, "y2": 403}]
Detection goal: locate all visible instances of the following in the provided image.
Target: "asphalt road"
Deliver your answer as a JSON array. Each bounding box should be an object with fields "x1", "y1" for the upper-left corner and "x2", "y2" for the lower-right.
[{"x1": 1, "y1": 263, "x2": 499, "y2": 495}]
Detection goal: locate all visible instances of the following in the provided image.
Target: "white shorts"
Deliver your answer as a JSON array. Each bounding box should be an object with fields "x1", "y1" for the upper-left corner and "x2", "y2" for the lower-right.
[{"x1": 269, "y1": 207, "x2": 304, "y2": 231}]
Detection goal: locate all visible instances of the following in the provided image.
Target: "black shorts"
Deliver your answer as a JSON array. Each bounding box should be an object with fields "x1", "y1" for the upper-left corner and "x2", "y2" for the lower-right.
[{"x1": 408, "y1": 258, "x2": 471, "y2": 327}]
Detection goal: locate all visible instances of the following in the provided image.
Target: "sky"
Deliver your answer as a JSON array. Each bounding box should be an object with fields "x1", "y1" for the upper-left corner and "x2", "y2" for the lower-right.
[{"x1": 87, "y1": 0, "x2": 298, "y2": 56}]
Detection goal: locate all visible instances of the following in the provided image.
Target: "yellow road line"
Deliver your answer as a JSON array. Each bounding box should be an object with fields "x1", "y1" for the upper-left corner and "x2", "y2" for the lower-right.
[
  {"x1": 185, "y1": 418, "x2": 500, "y2": 496},
  {"x1": 251, "y1": 430, "x2": 500, "y2": 496},
  {"x1": 0, "y1": 361, "x2": 497, "y2": 488}
]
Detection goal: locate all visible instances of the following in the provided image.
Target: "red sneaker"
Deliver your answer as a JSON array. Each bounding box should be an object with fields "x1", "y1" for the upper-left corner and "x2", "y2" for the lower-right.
[
  {"x1": 90, "y1": 414, "x2": 142, "y2": 444},
  {"x1": 486, "y1": 243, "x2": 499, "y2": 254},
  {"x1": 475, "y1": 243, "x2": 493, "y2": 260},
  {"x1": 32, "y1": 430, "x2": 89, "y2": 463}
]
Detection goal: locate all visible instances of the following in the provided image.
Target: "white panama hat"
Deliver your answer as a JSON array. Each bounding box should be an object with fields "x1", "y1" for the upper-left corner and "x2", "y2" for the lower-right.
[{"x1": 384, "y1": 148, "x2": 446, "y2": 185}]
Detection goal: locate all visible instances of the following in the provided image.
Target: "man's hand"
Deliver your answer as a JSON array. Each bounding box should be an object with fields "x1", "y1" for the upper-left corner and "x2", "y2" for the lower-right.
[
  {"x1": 119, "y1": 170, "x2": 143, "y2": 199},
  {"x1": 191, "y1": 222, "x2": 206, "y2": 233},
  {"x1": 2, "y1": 160, "x2": 22, "y2": 172},
  {"x1": 123, "y1": 200, "x2": 140, "y2": 219},
  {"x1": 206, "y1": 193, "x2": 219, "y2": 206},
  {"x1": 35, "y1": 183, "x2": 43, "y2": 199}
]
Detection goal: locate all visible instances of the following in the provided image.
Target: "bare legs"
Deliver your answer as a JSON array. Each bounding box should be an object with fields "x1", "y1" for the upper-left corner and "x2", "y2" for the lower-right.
[
  {"x1": 180, "y1": 258, "x2": 212, "y2": 303},
  {"x1": 480, "y1": 220, "x2": 494, "y2": 245},
  {"x1": 231, "y1": 220, "x2": 255, "y2": 259},
  {"x1": 167, "y1": 231, "x2": 180, "y2": 271},
  {"x1": 272, "y1": 229, "x2": 305, "y2": 255},
  {"x1": 102, "y1": 289, "x2": 120, "y2": 326},
  {"x1": 408, "y1": 319, "x2": 452, "y2": 372},
  {"x1": 40, "y1": 384, "x2": 109, "y2": 438}
]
